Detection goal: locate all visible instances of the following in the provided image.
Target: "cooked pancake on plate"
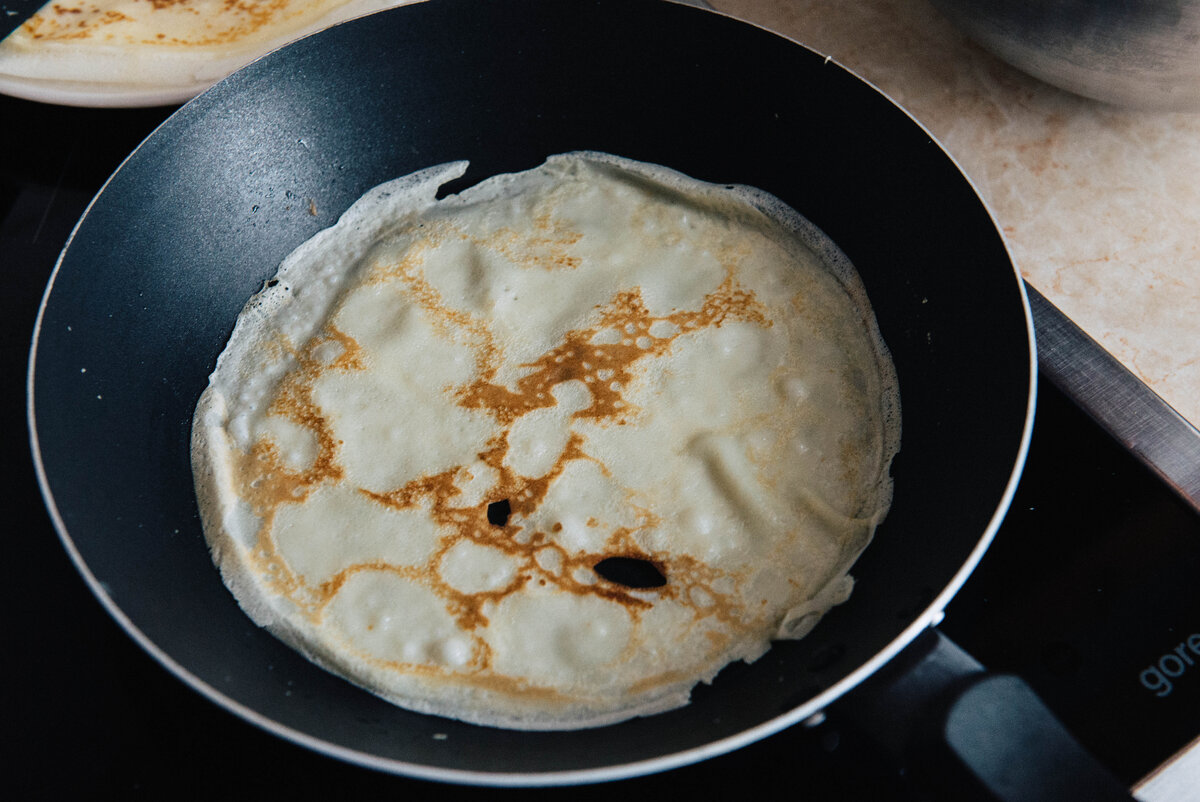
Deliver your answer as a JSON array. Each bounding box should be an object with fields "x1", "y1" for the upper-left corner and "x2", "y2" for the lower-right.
[
  {"x1": 0, "y1": 0, "x2": 412, "y2": 105},
  {"x1": 191, "y1": 152, "x2": 901, "y2": 729}
]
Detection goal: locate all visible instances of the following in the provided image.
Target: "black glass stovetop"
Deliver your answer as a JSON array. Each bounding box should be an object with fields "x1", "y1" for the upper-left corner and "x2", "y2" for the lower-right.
[{"x1": 4, "y1": 95, "x2": 1198, "y2": 799}]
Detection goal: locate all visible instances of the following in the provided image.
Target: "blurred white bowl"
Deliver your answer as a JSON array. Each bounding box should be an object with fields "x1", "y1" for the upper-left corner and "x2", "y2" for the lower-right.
[{"x1": 930, "y1": 0, "x2": 1200, "y2": 111}]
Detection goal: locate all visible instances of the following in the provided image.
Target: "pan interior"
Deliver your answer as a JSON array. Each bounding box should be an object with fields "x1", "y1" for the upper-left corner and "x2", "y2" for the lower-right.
[{"x1": 28, "y1": 0, "x2": 1033, "y2": 783}]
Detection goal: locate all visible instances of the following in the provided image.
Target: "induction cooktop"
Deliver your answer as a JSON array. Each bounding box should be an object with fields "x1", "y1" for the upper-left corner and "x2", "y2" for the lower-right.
[{"x1": 4, "y1": 94, "x2": 1197, "y2": 800}]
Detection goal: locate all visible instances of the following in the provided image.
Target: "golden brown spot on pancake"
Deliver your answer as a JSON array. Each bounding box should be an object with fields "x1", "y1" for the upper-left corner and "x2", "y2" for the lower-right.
[
  {"x1": 19, "y1": 0, "x2": 309, "y2": 47},
  {"x1": 626, "y1": 668, "x2": 692, "y2": 696},
  {"x1": 471, "y1": 211, "x2": 583, "y2": 271},
  {"x1": 225, "y1": 324, "x2": 366, "y2": 615},
  {"x1": 369, "y1": 234, "x2": 505, "y2": 388},
  {"x1": 360, "y1": 467, "x2": 462, "y2": 512},
  {"x1": 317, "y1": 630, "x2": 565, "y2": 698},
  {"x1": 314, "y1": 561, "x2": 432, "y2": 617},
  {"x1": 392, "y1": 665, "x2": 572, "y2": 703},
  {"x1": 458, "y1": 275, "x2": 769, "y2": 426},
  {"x1": 358, "y1": 430, "x2": 665, "y2": 621},
  {"x1": 227, "y1": 216, "x2": 770, "y2": 688}
]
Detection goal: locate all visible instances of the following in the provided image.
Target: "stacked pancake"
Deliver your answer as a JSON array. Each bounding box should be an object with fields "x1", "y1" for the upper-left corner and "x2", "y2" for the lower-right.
[
  {"x1": 0, "y1": 0, "x2": 411, "y2": 104},
  {"x1": 191, "y1": 152, "x2": 900, "y2": 729}
]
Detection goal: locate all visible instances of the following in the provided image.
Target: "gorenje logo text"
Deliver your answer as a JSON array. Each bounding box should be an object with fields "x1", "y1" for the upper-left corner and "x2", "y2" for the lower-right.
[{"x1": 1140, "y1": 634, "x2": 1200, "y2": 697}]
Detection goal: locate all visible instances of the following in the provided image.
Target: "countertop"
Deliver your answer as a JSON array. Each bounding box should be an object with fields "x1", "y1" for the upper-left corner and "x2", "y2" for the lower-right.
[{"x1": 710, "y1": 0, "x2": 1200, "y2": 430}]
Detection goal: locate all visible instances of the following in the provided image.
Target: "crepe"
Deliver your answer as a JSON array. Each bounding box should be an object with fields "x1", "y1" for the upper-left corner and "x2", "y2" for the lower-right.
[
  {"x1": 191, "y1": 152, "x2": 901, "y2": 729},
  {"x1": 0, "y1": 0, "x2": 412, "y2": 104}
]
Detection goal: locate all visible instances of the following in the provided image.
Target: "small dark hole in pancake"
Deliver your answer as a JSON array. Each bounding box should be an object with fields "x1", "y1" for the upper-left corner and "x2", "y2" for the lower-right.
[
  {"x1": 486, "y1": 499, "x2": 511, "y2": 526},
  {"x1": 594, "y1": 556, "x2": 666, "y2": 588},
  {"x1": 265, "y1": 278, "x2": 280, "y2": 288}
]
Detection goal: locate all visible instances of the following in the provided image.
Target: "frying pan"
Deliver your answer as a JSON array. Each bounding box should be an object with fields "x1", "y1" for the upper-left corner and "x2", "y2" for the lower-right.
[{"x1": 29, "y1": 0, "x2": 1067, "y2": 791}]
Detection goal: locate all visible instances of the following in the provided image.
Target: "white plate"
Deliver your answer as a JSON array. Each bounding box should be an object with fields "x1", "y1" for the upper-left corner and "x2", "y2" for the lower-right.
[
  {"x1": 0, "y1": 0, "x2": 416, "y2": 108},
  {"x1": 0, "y1": 73, "x2": 210, "y2": 108}
]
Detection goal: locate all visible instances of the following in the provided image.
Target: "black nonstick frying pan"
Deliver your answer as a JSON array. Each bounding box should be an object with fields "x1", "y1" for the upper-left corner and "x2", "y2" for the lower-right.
[{"x1": 28, "y1": 0, "x2": 1116, "y2": 794}]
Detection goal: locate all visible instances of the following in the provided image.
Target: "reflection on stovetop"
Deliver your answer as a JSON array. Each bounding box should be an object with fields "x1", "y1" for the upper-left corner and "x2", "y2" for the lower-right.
[
  {"x1": 941, "y1": 379, "x2": 1200, "y2": 788},
  {"x1": 4, "y1": 95, "x2": 1198, "y2": 799}
]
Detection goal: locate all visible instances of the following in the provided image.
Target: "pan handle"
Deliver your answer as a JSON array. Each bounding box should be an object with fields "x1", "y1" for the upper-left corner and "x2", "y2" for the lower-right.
[{"x1": 831, "y1": 628, "x2": 1136, "y2": 801}]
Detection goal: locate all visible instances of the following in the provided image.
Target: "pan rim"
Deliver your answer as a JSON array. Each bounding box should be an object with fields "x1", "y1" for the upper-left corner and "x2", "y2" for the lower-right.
[
  {"x1": 25, "y1": 1, "x2": 1038, "y2": 787},
  {"x1": 26, "y1": 344, "x2": 1036, "y2": 788}
]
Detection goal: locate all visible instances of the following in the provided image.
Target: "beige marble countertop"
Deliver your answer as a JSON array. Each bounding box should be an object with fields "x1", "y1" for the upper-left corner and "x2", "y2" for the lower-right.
[{"x1": 710, "y1": 0, "x2": 1200, "y2": 429}]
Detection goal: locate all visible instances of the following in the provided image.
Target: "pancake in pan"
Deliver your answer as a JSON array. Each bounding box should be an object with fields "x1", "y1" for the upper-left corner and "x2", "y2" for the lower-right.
[{"x1": 190, "y1": 152, "x2": 901, "y2": 729}]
